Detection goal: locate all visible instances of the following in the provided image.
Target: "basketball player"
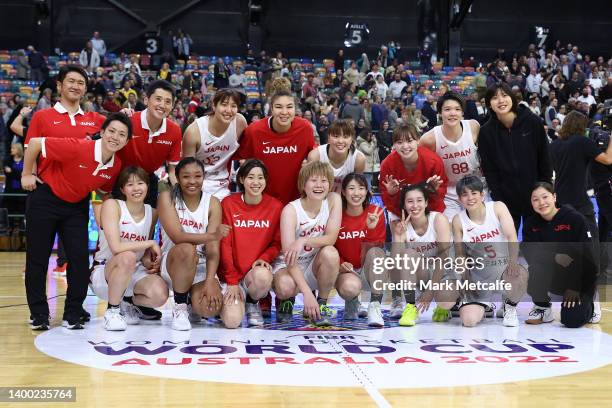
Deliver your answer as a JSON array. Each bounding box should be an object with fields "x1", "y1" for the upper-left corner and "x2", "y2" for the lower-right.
[
  {"x1": 235, "y1": 77, "x2": 316, "y2": 316},
  {"x1": 419, "y1": 91, "x2": 484, "y2": 220},
  {"x1": 523, "y1": 182, "x2": 598, "y2": 328},
  {"x1": 116, "y1": 80, "x2": 182, "y2": 205},
  {"x1": 272, "y1": 162, "x2": 342, "y2": 326},
  {"x1": 379, "y1": 123, "x2": 448, "y2": 318},
  {"x1": 307, "y1": 119, "x2": 366, "y2": 193},
  {"x1": 452, "y1": 175, "x2": 528, "y2": 327},
  {"x1": 335, "y1": 173, "x2": 386, "y2": 326},
  {"x1": 90, "y1": 167, "x2": 169, "y2": 330},
  {"x1": 391, "y1": 183, "x2": 458, "y2": 326},
  {"x1": 220, "y1": 159, "x2": 283, "y2": 327},
  {"x1": 182, "y1": 88, "x2": 248, "y2": 200},
  {"x1": 22, "y1": 113, "x2": 131, "y2": 330},
  {"x1": 157, "y1": 157, "x2": 231, "y2": 331}
]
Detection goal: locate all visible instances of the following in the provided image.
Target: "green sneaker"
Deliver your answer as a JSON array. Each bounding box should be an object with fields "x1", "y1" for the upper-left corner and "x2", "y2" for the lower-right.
[
  {"x1": 432, "y1": 306, "x2": 451, "y2": 322},
  {"x1": 399, "y1": 304, "x2": 419, "y2": 326},
  {"x1": 313, "y1": 304, "x2": 333, "y2": 326},
  {"x1": 276, "y1": 299, "x2": 294, "y2": 323}
]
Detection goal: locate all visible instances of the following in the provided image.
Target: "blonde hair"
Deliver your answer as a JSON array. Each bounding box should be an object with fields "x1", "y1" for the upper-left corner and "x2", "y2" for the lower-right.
[
  {"x1": 297, "y1": 161, "x2": 334, "y2": 198},
  {"x1": 11, "y1": 143, "x2": 24, "y2": 158}
]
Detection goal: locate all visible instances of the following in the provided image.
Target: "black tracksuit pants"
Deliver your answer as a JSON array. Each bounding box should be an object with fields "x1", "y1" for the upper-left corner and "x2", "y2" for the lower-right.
[{"x1": 25, "y1": 184, "x2": 89, "y2": 319}]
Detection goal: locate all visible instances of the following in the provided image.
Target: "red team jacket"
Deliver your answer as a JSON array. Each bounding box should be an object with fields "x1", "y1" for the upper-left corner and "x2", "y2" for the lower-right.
[
  {"x1": 219, "y1": 193, "x2": 283, "y2": 285},
  {"x1": 379, "y1": 148, "x2": 448, "y2": 218}
]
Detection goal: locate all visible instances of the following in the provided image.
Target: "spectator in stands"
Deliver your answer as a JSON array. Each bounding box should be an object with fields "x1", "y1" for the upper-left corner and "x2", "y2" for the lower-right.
[
  {"x1": 600, "y1": 76, "x2": 612, "y2": 102},
  {"x1": 525, "y1": 68, "x2": 542, "y2": 95},
  {"x1": 544, "y1": 98, "x2": 558, "y2": 128},
  {"x1": 229, "y1": 66, "x2": 246, "y2": 92},
  {"x1": 302, "y1": 73, "x2": 317, "y2": 100},
  {"x1": 36, "y1": 88, "x2": 52, "y2": 111},
  {"x1": 123, "y1": 55, "x2": 141, "y2": 76},
  {"x1": 213, "y1": 58, "x2": 230, "y2": 89},
  {"x1": 16, "y1": 49, "x2": 29, "y2": 80},
  {"x1": 158, "y1": 62, "x2": 171, "y2": 80},
  {"x1": 90, "y1": 31, "x2": 107, "y2": 61},
  {"x1": 175, "y1": 29, "x2": 193, "y2": 64},
  {"x1": 2, "y1": 143, "x2": 25, "y2": 226},
  {"x1": 27, "y1": 45, "x2": 46, "y2": 83},
  {"x1": 103, "y1": 90, "x2": 121, "y2": 113},
  {"x1": 578, "y1": 86, "x2": 597, "y2": 107},
  {"x1": 421, "y1": 94, "x2": 437, "y2": 129},
  {"x1": 79, "y1": 41, "x2": 100, "y2": 73},
  {"x1": 357, "y1": 128, "x2": 380, "y2": 191},
  {"x1": 124, "y1": 93, "x2": 145, "y2": 111},
  {"x1": 344, "y1": 62, "x2": 360, "y2": 88},
  {"x1": 335, "y1": 49, "x2": 345, "y2": 73},
  {"x1": 388, "y1": 73, "x2": 407, "y2": 100},
  {"x1": 377, "y1": 120, "x2": 393, "y2": 162},
  {"x1": 340, "y1": 95, "x2": 365, "y2": 124}
]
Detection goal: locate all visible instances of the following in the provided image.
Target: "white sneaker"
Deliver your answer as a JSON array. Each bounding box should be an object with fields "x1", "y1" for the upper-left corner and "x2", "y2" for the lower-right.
[
  {"x1": 590, "y1": 301, "x2": 602, "y2": 324},
  {"x1": 525, "y1": 305, "x2": 554, "y2": 325},
  {"x1": 172, "y1": 303, "x2": 191, "y2": 331},
  {"x1": 104, "y1": 308, "x2": 127, "y2": 331},
  {"x1": 246, "y1": 302, "x2": 264, "y2": 326},
  {"x1": 367, "y1": 301, "x2": 384, "y2": 327},
  {"x1": 502, "y1": 304, "x2": 519, "y2": 327},
  {"x1": 120, "y1": 301, "x2": 140, "y2": 325},
  {"x1": 390, "y1": 297, "x2": 405, "y2": 319},
  {"x1": 188, "y1": 304, "x2": 202, "y2": 323},
  {"x1": 358, "y1": 302, "x2": 369, "y2": 318}
]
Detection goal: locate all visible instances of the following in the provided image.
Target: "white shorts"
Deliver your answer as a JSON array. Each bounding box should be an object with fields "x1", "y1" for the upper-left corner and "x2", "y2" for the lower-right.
[
  {"x1": 203, "y1": 180, "x2": 231, "y2": 201},
  {"x1": 89, "y1": 262, "x2": 149, "y2": 301},
  {"x1": 272, "y1": 257, "x2": 318, "y2": 291},
  {"x1": 443, "y1": 198, "x2": 463, "y2": 221},
  {"x1": 160, "y1": 252, "x2": 207, "y2": 290}
]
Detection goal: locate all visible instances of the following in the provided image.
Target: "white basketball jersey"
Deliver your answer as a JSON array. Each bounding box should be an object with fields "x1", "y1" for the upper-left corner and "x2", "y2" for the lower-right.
[
  {"x1": 94, "y1": 200, "x2": 153, "y2": 263},
  {"x1": 459, "y1": 201, "x2": 509, "y2": 271},
  {"x1": 317, "y1": 144, "x2": 358, "y2": 193},
  {"x1": 434, "y1": 120, "x2": 482, "y2": 203},
  {"x1": 195, "y1": 115, "x2": 239, "y2": 199},
  {"x1": 290, "y1": 198, "x2": 330, "y2": 265},
  {"x1": 160, "y1": 193, "x2": 211, "y2": 261},
  {"x1": 405, "y1": 211, "x2": 442, "y2": 258}
]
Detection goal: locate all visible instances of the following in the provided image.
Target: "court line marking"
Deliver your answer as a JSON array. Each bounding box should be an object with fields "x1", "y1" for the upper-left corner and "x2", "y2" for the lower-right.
[
  {"x1": 602, "y1": 308, "x2": 612, "y2": 312},
  {"x1": 364, "y1": 386, "x2": 393, "y2": 408}
]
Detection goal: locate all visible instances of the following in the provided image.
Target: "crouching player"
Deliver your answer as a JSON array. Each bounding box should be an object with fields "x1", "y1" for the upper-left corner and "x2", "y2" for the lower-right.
[
  {"x1": 335, "y1": 173, "x2": 387, "y2": 326},
  {"x1": 158, "y1": 157, "x2": 230, "y2": 331},
  {"x1": 272, "y1": 162, "x2": 342, "y2": 326},
  {"x1": 452, "y1": 175, "x2": 528, "y2": 327},
  {"x1": 91, "y1": 166, "x2": 168, "y2": 331},
  {"x1": 220, "y1": 159, "x2": 283, "y2": 327}
]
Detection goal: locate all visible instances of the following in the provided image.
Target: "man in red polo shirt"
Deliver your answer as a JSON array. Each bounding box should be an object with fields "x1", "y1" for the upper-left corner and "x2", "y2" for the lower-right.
[
  {"x1": 116, "y1": 80, "x2": 182, "y2": 207},
  {"x1": 25, "y1": 64, "x2": 106, "y2": 281},
  {"x1": 21, "y1": 113, "x2": 131, "y2": 330}
]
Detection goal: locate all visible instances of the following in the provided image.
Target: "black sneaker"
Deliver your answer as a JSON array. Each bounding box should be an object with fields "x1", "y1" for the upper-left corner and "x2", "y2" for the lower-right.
[
  {"x1": 276, "y1": 298, "x2": 295, "y2": 323},
  {"x1": 29, "y1": 315, "x2": 50, "y2": 330},
  {"x1": 450, "y1": 300, "x2": 461, "y2": 317},
  {"x1": 79, "y1": 307, "x2": 91, "y2": 323},
  {"x1": 133, "y1": 304, "x2": 162, "y2": 320},
  {"x1": 62, "y1": 315, "x2": 84, "y2": 330}
]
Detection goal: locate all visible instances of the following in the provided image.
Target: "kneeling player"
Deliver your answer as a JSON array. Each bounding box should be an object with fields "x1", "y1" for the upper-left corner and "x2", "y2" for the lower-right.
[
  {"x1": 452, "y1": 175, "x2": 528, "y2": 327},
  {"x1": 220, "y1": 159, "x2": 283, "y2": 327},
  {"x1": 158, "y1": 157, "x2": 230, "y2": 331},
  {"x1": 272, "y1": 162, "x2": 342, "y2": 326},
  {"x1": 392, "y1": 183, "x2": 459, "y2": 326},
  {"x1": 335, "y1": 173, "x2": 387, "y2": 326},
  {"x1": 91, "y1": 167, "x2": 168, "y2": 331}
]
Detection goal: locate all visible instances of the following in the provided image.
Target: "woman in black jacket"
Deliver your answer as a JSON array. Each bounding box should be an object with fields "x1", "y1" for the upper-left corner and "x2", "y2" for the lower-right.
[
  {"x1": 478, "y1": 82, "x2": 552, "y2": 233},
  {"x1": 522, "y1": 182, "x2": 598, "y2": 328}
]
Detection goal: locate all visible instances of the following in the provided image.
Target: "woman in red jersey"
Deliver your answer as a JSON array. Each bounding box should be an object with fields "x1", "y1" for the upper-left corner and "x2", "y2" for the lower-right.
[
  {"x1": 220, "y1": 159, "x2": 283, "y2": 327},
  {"x1": 334, "y1": 173, "x2": 386, "y2": 327},
  {"x1": 235, "y1": 77, "x2": 316, "y2": 205}
]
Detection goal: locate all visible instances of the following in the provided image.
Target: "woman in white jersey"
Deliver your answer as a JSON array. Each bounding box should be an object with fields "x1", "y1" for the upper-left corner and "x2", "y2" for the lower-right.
[
  {"x1": 182, "y1": 88, "x2": 248, "y2": 200},
  {"x1": 419, "y1": 92, "x2": 484, "y2": 220},
  {"x1": 451, "y1": 175, "x2": 528, "y2": 327},
  {"x1": 90, "y1": 167, "x2": 168, "y2": 331},
  {"x1": 158, "y1": 157, "x2": 231, "y2": 331},
  {"x1": 273, "y1": 161, "x2": 342, "y2": 326},
  {"x1": 307, "y1": 119, "x2": 366, "y2": 193},
  {"x1": 391, "y1": 183, "x2": 458, "y2": 326}
]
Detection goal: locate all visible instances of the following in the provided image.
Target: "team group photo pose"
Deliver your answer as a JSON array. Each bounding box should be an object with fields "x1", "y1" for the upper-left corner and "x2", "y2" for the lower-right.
[{"x1": 1, "y1": 2, "x2": 611, "y2": 404}]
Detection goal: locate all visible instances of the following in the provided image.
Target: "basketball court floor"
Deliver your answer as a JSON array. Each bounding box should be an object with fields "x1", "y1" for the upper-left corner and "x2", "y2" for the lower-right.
[{"x1": 2, "y1": 252, "x2": 611, "y2": 407}]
